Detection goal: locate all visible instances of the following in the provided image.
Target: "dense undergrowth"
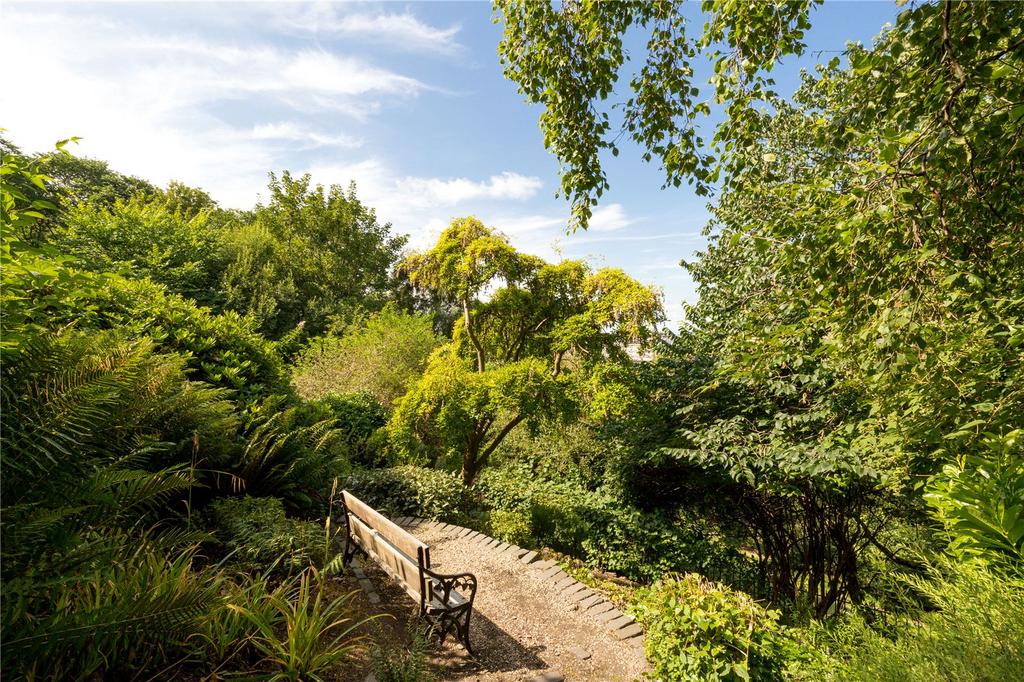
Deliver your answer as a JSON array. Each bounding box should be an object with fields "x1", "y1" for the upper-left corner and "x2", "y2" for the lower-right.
[{"x1": 2, "y1": 2, "x2": 1022, "y2": 680}]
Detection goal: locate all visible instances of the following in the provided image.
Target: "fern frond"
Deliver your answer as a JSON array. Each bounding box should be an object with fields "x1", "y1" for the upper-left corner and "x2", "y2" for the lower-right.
[{"x1": 2, "y1": 546, "x2": 222, "y2": 679}]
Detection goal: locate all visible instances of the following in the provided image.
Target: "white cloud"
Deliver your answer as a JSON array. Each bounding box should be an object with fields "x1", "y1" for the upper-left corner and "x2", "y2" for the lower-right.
[
  {"x1": 396, "y1": 172, "x2": 542, "y2": 206},
  {"x1": 283, "y1": 7, "x2": 463, "y2": 54},
  {"x1": 114, "y1": 37, "x2": 427, "y2": 106},
  {"x1": 280, "y1": 50, "x2": 425, "y2": 97},
  {"x1": 588, "y1": 203, "x2": 633, "y2": 231},
  {"x1": 301, "y1": 161, "x2": 555, "y2": 256},
  {"x1": 0, "y1": 8, "x2": 429, "y2": 207},
  {"x1": 495, "y1": 214, "x2": 567, "y2": 235},
  {"x1": 573, "y1": 230, "x2": 702, "y2": 244}
]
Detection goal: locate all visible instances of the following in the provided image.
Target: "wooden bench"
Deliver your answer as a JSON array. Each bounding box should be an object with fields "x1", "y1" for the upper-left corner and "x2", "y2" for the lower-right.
[{"x1": 339, "y1": 491, "x2": 477, "y2": 653}]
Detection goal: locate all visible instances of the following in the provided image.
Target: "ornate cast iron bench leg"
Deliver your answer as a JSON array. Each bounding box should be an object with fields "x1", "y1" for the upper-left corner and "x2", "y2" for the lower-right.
[{"x1": 421, "y1": 568, "x2": 477, "y2": 655}]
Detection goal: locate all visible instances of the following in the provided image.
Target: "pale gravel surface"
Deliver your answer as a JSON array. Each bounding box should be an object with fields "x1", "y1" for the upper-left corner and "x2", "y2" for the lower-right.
[{"x1": 387, "y1": 522, "x2": 648, "y2": 682}]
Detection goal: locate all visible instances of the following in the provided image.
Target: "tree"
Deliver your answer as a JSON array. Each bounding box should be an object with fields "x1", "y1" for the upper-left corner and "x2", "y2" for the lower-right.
[
  {"x1": 53, "y1": 194, "x2": 228, "y2": 307},
  {"x1": 685, "y1": 0, "x2": 1023, "y2": 486},
  {"x1": 221, "y1": 172, "x2": 407, "y2": 339},
  {"x1": 651, "y1": 0, "x2": 1023, "y2": 605},
  {"x1": 495, "y1": 0, "x2": 818, "y2": 228},
  {"x1": 1, "y1": 135, "x2": 79, "y2": 243},
  {"x1": 39, "y1": 146, "x2": 157, "y2": 207},
  {"x1": 389, "y1": 217, "x2": 662, "y2": 484}
]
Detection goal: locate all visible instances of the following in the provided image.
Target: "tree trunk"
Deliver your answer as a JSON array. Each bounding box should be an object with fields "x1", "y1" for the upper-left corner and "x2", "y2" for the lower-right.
[
  {"x1": 460, "y1": 447, "x2": 479, "y2": 486},
  {"x1": 460, "y1": 414, "x2": 526, "y2": 486},
  {"x1": 463, "y1": 295, "x2": 486, "y2": 372}
]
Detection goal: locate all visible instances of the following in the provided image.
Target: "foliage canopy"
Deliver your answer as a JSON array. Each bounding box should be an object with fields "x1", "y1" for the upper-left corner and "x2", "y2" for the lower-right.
[{"x1": 391, "y1": 217, "x2": 662, "y2": 483}]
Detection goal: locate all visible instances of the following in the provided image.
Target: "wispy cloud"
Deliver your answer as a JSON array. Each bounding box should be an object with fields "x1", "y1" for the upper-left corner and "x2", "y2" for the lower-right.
[
  {"x1": 396, "y1": 172, "x2": 542, "y2": 206},
  {"x1": 118, "y1": 37, "x2": 428, "y2": 105},
  {"x1": 283, "y1": 7, "x2": 463, "y2": 54},
  {"x1": 0, "y1": 8, "x2": 431, "y2": 206},
  {"x1": 304, "y1": 162, "x2": 544, "y2": 241},
  {"x1": 248, "y1": 122, "x2": 362, "y2": 149},
  {"x1": 496, "y1": 214, "x2": 567, "y2": 235},
  {"x1": 573, "y1": 230, "x2": 703, "y2": 244}
]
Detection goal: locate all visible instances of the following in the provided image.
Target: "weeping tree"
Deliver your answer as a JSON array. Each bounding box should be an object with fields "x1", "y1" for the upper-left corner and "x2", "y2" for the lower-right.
[{"x1": 388, "y1": 217, "x2": 662, "y2": 484}]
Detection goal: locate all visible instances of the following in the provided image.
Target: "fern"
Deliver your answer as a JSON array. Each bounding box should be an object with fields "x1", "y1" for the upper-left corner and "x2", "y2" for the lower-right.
[
  {"x1": 3, "y1": 545, "x2": 221, "y2": 679},
  {"x1": 0, "y1": 331, "x2": 238, "y2": 678},
  {"x1": 235, "y1": 397, "x2": 345, "y2": 511}
]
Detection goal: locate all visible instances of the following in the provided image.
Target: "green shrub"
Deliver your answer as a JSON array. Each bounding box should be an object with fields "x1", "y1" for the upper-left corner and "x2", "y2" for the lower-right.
[
  {"x1": 490, "y1": 420, "x2": 610, "y2": 489},
  {"x1": 811, "y1": 562, "x2": 1024, "y2": 682},
  {"x1": 294, "y1": 306, "x2": 439, "y2": 407},
  {"x1": 316, "y1": 392, "x2": 388, "y2": 465},
  {"x1": 633, "y1": 574, "x2": 793, "y2": 682},
  {"x1": 474, "y1": 467, "x2": 753, "y2": 585},
  {"x1": 489, "y1": 509, "x2": 533, "y2": 545},
  {"x1": 209, "y1": 496, "x2": 329, "y2": 572},
  {"x1": 92, "y1": 277, "x2": 290, "y2": 397},
  {"x1": 579, "y1": 506, "x2": 756, "y2": 588},
  {"x1": 924, "y1": 432, "x2": 1024, "y2": 570},
  {"x1": 1, "y1": 545, "x2": 222, "y2": 681},
  {"x1": 234, "y1": 397, "x2": 350, "y2": 514},
  {"x1": 344, "y1": 466, "x2": 472, "y2": 521},
  {"x1": 195, "y1": 571, "x2": 279, "y2": 668},
  {"x1": 54, "y1": 195, "x2": 226, "y2": 307},
  {"x1": 7, "y1": 259, "x2": 291, "y2": 398}
]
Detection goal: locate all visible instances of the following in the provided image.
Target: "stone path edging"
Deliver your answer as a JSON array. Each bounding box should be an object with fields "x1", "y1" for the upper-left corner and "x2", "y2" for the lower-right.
[
  {"x1": 350, "y1": 559, "x2": 382, "y2": 604},
  {"x1": 393, "y1": 516, "x2": 644, "y2": 648}
]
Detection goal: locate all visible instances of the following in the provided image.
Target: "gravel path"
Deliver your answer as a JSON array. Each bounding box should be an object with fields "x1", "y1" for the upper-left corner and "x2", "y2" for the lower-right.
[{"x1": 360, "y1": 519, "x2": 647, "y2": 682}]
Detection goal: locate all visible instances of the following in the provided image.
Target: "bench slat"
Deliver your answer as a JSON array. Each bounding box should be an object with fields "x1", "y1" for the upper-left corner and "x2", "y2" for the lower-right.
[
  {"x1": 348, "y1": 513, "x2": 424, "y2": 599},
  {"x1": 342, "y1": 491, "x2": 428, "y2": 561},
  {"x1": 428, "y1": 583, "x2": 468, "y2": 610}
]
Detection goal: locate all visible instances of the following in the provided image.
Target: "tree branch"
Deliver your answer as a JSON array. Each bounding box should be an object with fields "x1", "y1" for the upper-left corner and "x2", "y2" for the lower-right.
[{"x1": 476, "y1": 413, "x2": 527, "y2": 473}]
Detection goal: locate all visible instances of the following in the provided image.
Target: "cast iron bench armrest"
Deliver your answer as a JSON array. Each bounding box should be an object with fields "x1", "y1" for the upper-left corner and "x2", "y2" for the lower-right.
[{"x1": 422, "y1": 566, "x2": 478, "y2": 608}]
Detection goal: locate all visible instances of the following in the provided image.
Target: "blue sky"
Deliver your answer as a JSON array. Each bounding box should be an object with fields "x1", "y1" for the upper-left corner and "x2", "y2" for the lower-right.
[{"x1": 1, "y1": 1, "x2": 900, "y2": 326}]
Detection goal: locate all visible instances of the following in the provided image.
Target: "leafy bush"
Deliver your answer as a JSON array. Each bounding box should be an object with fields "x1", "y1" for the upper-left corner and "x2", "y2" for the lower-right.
[
  {"x1": 488, "y1": 509, "x2": 532, "y2": 546},
  {"x1": 490, "y1": 420, "x2": 610, "y2": 489},
  {"x1": 475, "y1": 466, "x2": 751, "y2": 584},
  {"x1": 344, "y1": 466, "x2": 472, "y2": 521},
  {"x1": 90, "y1": 277, "x2": 290, "y2": 397},
  {"x1": 580, "y1": 505, "x2": 756, "y2": 589},
  {"x1": 633, "y1": 574, "x2": 794, "y2": 682},
  {"x1": 233, "y1": 398, "x2": 349, "y2": 513},
  {"x1": 811, "y1": 562, "x2": 1024, "y2": 682},
  {"x1": 924, "y1": 431, "x2": 1024, "y2": 569},
  {"x1": 2, "y1": 545, "x2": 222, "y2": 680},
  {"x1": 294, "y1": 306, "x2": 439, "y2": 407},
  {"x1": 229, "y1": 568, "x2": 371, "y2": 682},
  {"x1": 209, "y1": 496, "x2": 330, "y2": 572},
  {"x1": 54, "y1": 195, "x2": 227, "y2": 306},
  {"x1": 2, "y1": 239, "x2": 289, "y2": 398},
  {"x1": 195, "y1": 571, "x2": 278, "y2": 669},
  {"x1": 316, "y1": 391, "x2": 388, "y2": 465}
]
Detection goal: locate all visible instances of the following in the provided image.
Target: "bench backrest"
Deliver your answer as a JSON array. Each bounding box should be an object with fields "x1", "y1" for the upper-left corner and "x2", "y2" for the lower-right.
[{"x1": 341, "y1": 490, "x2": 431, "y2": 600}]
